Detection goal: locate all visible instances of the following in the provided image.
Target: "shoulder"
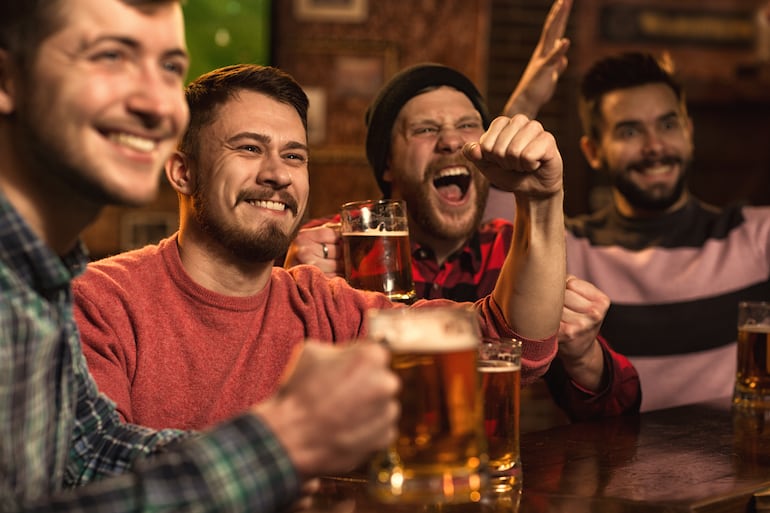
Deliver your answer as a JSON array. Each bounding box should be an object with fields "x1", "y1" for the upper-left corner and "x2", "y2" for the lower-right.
[
  {"x1": 565, "y1": 206, "x2": 611, "y2": 235},
  {"x1": 74, "y1": 240, "x2": 168, "y2": 295},
  {"x1": 272, "y1": 264, "x2": 357, "y2": 297}
]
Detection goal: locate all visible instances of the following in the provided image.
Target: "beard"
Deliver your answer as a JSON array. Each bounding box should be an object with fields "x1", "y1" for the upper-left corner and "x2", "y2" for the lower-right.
[
  {"x1": 609, "y1": 155, "x2": 690, "y2": 212},
  {"x1": 396, "y1": 162, "x2": 489, "y2": 242},
  {"x1": 192, "y1": 181, "x2": 302, "y2": 263}
]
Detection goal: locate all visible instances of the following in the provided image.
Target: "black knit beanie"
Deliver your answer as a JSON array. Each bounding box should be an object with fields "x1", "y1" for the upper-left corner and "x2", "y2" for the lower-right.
[{"x1": 364, "y1": 63, "x2": 492, "y2": 197}]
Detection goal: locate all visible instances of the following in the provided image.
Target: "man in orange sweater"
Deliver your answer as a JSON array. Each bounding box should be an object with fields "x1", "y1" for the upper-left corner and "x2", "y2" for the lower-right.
[{"x1": 74, "y1": 62, "x2": 567, "y2": 430}]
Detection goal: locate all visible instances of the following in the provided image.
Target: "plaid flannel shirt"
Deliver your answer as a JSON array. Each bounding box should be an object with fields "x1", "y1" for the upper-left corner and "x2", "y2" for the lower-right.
[{"x1": 0, "y1": 193, "x2": 299, "y2": 512}]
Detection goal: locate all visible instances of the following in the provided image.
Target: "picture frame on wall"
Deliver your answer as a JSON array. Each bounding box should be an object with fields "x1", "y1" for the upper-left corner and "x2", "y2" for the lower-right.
[
  {"x1": 293, "y1": 0, "x2": 368, "y2": 23},
  {"x1": 120, "y1": 212, "x2": 178, "y2": 251},
  {"x1": 283, "y1": 40, "x2": 397, "y2": 153}
]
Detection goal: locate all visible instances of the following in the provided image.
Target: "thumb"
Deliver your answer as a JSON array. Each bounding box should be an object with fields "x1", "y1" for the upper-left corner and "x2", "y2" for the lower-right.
[{"x1": 462, "y1": 141, "x2": 480, "y2": 162}]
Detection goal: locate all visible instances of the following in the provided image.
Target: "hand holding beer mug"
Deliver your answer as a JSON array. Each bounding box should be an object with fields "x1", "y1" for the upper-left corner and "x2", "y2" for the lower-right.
[
  {"x1": 340, "y1": 199, "x2": 416, "y2": 303},
  {"x1": 734, "y1": 301, "x2": 770, "y2": 409},
  {"x1": 366, "y1": 307, "x2": 487, "y2": 504},
  {"x1": 478, "y1": 338, "x2": 522, "y2": 493}
]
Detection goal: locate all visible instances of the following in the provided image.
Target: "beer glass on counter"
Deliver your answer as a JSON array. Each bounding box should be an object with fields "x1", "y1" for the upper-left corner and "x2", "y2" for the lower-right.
[
  {"x1": 734, "y1": 301, "x2": 770, "y2": 409},
  {"x1": 366, "y1": 306, "x2": 487, "y2": 504},
  {"x1": 340, "y1": 199, "x2": 415, "y2": 303},
  {"x1": 478, "y1": 337, "x2": 522, "y2": 490}
]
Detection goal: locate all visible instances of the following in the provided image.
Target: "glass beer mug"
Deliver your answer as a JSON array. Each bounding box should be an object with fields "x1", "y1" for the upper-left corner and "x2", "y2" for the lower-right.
[
  {"x1": 734, "y1": 301, "x2": 770, "y2": 409},
  {"x1": 366, "y1": 306, "x2": 488, "y2": 504},
  {"x1": 340, "y1": 199, "x2": 416, "y2": 304}
]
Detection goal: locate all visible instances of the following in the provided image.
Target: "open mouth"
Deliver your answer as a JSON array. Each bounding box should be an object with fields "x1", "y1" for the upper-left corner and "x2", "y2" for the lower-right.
[{"x1": 433, "y1": 166, "x2": 472, "y2": 202}]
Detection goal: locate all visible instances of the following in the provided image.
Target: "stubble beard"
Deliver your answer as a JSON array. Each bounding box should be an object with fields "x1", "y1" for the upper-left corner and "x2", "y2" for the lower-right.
[
  {"x1": 192, "y1": 186, "x2": 302, "y2": 263},
  {"x1": 610, "y1": 157, "x2": 690, "y2": 212}
]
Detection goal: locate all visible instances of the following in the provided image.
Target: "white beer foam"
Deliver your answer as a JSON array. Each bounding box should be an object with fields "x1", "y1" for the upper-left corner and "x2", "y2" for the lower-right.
[
  {"x1": 478, "y1": 361, "x2": 521, "y2": 372},
  {"x1": 368, "y1": 309, "x2": 478, "y2": 352},
  {"x1": 740, "y1": 323, "x2": 770, "y2": 333},
  {"x1": 342, "y1": 229, "x2": 409, "y2": 236}
]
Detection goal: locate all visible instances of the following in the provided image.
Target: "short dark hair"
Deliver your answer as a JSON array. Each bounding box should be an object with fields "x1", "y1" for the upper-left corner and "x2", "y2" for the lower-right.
[
  {"x1": 0, "y1": 0, "x2": 177, "y2": 74},
  {"x1": 180, "y1": 64, "x2": 309, "y2": 161},
  {"x1": 578, "y1": 52, "x2": 687, "y2": 140}
]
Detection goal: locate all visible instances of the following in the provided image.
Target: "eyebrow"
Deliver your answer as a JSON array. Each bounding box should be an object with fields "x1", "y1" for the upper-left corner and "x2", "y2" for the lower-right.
[
  {"x1": 228, "y1": 132, "x2": 308, "y2": 152},
  {"x1": 612, "y1": 110, "x2": 679, "y2": 131},
  {"x1": 407, "y1": 114, "x2": 482, "y2": 126},
  {"x1": 83, "y1": 35, "x2": 189, "y2": 61}
]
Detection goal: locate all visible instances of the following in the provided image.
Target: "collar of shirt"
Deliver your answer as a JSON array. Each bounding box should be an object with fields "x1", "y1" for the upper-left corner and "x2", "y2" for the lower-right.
[{"x1": 411, "y1": 231, "x2": 483, "y2": 270}]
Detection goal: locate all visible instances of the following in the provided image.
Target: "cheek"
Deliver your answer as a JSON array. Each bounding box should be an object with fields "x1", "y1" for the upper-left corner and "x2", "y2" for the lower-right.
[{"x1": 293, "y1": 168, "x2": 310, "y2": 198}]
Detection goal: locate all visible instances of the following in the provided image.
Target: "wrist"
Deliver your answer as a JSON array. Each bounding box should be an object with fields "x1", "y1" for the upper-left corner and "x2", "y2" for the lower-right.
[{"x1": 558, "y1": 338, "x2": 605, "y2": 393}]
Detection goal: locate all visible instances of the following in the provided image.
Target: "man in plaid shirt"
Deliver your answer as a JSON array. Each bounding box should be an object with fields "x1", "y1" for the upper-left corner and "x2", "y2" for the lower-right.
[{"x1": 0, "y1": 0, "x2": 399, "y2": 511}]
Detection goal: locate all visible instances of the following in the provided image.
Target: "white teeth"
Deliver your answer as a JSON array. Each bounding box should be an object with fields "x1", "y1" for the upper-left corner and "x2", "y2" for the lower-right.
[
  {"x1": 643, "y1": 165, "x2": 671, "y2": 176},
  {"x1": 435, "y1": 167, "x2": 469, "y2": 179},
  {"x1": 249, "y1": 200, "x2": 286, "y2": 211},
  {"x1": 109, "y1": 133, "x2": 156, "y2": 153}
]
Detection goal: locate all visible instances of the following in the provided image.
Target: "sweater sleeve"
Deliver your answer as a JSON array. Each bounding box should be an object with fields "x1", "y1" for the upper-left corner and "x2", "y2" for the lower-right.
[
  {"x1": 543, "y1": 335, "x2": 642, "y2": 421},
  {"x1": 72, "y1": 270, "x2": 136, "y2": 423},
  {"x1": 474, "y1": 294, "x2": 558, "y2": 385},
  {"x1": 409, "y1": 295, "x2": 558, "y2": 386}
]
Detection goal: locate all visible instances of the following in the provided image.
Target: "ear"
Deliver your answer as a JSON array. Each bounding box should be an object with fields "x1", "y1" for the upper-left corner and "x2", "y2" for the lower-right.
[
  {"x1": 165, "y1": 151, "x2": 194, "y2": 195},
  {"x1": 685, "y1": 115, "x2": 694, "y2": 139},
  {"x1": 0, "y1": 49, "x2": 17, "y2": 115},
  {"x1": 579, "y1": 135, "x2": 602, "y2": 171}
]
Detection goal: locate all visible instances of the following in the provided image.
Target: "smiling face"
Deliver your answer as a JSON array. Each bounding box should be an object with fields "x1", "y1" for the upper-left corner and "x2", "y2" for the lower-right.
[
  {"x1": 186, "y1": 90, "x2": 309, "y2": 263},
  {"x1": 385, "y1": 86, "x2": 489, "y2": 244},
  {"x1": 5, "y1": 0, "x2": 189, "y2": 209},
  {"x1": 582, "y1": 83, "x2": 694, "y2": 214}
]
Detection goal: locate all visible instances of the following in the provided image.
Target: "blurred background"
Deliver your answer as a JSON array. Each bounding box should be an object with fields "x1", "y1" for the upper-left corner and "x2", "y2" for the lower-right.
[{"x1": 83, "y1": 0, "x2": 770, "y2": 259}]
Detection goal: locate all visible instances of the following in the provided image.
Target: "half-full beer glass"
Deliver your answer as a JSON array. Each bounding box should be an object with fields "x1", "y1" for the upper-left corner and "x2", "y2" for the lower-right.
[
  {"x1": 735, "y1": 301, "x2": 770, "y2": 409},
  {"x1": 366, "y1": 307, "x2": 488, "y2": 504},
  {"x1": 478, "y1": 337, "x2": 522, "y2": 490},
  {"x1": 340, "y1": 199, "x2": 415, "y2": 303}
]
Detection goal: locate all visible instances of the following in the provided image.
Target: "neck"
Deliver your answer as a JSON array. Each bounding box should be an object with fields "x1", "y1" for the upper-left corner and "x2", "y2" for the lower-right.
[
  {"x1": 176, "y1": 224, "x2": 273, "y2": 297},
  {"x1": 0, "y1": 148, "x2": 101, "y2": 255}
]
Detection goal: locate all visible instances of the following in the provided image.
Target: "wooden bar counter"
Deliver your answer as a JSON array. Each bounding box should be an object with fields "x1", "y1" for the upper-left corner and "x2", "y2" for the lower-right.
[{"x1": 312, "y1": 398, "x2": 770, "y2": 512}]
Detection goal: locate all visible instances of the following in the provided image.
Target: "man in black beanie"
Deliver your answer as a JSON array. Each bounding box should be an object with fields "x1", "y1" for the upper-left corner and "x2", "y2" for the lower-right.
[{"x1": 286, "y1": 0, "x2": 641, "y2": 423}]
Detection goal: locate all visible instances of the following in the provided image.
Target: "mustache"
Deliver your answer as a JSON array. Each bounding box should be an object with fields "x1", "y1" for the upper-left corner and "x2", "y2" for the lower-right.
[
  {"x1": 236, "y1": 188, "x2": 299, "y2": 216},
  {"x1": 628, "y1": 155, "x2": 682, "y2": 171}
]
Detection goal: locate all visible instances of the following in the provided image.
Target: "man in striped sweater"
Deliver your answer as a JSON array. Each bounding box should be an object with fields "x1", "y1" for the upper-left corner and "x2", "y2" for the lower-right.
[{"x1": 567, "y1": 52, "x2": 770, "y2": 411}]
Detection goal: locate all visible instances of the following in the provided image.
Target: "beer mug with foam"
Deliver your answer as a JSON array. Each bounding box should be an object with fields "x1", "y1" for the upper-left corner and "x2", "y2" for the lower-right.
[
  {"x1": 478, "y1": 337, "x2": 522, "y2": 490},
  {"x1": 734, "y1": 301, "x2": 770, "y2": 409},
  {"x1": 340, "y1": 199, "x2": 415, "y2": 304},
  {"x1": 366, "y1": 306, "x2": 488, "y2": 504}
]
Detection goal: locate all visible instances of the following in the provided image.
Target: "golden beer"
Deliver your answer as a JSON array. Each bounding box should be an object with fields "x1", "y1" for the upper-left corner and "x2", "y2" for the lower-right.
[
  {"x1": 735, "y1": 323, "x2": 770, "y2": 408},
  {"x1": 479, "y1": 360, "x2": 521, "y2": 473},
  {"x1": 478, "y1": 338, "x2": 522, "y2": 489},
  {"x1": 342, "y1": 230, "x2": 415, "y2": 303},
  {"x1": 367, "y1": 307, "x2": 487, "y2": 504}
]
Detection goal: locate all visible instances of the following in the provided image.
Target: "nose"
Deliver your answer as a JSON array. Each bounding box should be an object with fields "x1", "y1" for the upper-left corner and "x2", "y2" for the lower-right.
[
  {"x1": 256, "y1": 157, "x2": 293, "y2": 189},
  {"x1": 435, "y1": 126, "x2": 465, "y2": 154},
  {"x1": 126, "y1": 68, "x2": 183, "y2": 129},
  {"x1": 642, "y1": 128, "x2": 665, "y2": 156}
]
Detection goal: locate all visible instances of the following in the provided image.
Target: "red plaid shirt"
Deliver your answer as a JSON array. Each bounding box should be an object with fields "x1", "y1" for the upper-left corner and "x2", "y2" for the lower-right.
[{"x1": 299, "y1": 217, "x2": 640, "y2": 420}]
